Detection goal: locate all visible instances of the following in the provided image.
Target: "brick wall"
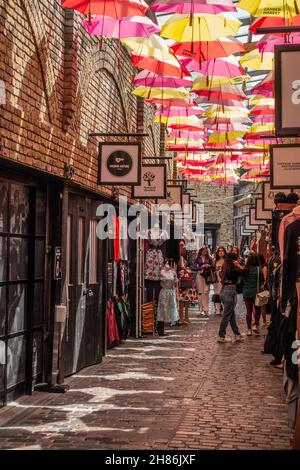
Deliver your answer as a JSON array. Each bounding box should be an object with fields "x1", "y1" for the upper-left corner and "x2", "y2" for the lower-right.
[
  {"x1": 195, "y1": 182, "x2": 235, "y2": 247},
  {"x1": 0, "y1": 0, "x2": 164, "y2": 200}
]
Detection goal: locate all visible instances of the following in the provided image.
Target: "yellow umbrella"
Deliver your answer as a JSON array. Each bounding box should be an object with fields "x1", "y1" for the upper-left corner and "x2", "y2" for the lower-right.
[
  {"x1": 249, "y1": 96, "x2": 275, "y2": 106},
  {"x1": 156, "y1": 115, "x2": 204, "y2": 126},
  {"x1": 166, "y1": 138, "x2": 205, "y2": 145},
  {"x1": 122, "y1": 34, "x2": 169, "y2": 55},
  {"x1": 132, "y1": 87, "x2": 189, "y2": 100},
  {"x1": 203, "y1": 105, "x2": 250, "y2": 118},
  {"x1": 207, "y1": 131, "x2": 245, "y2": 143},
  {"x1": 192, "y1": 73, "x2": 249, "y2": 91},
  {"x1": 160, "y1": 14, "x2": 242, "y2": 42},
  {"x1": 238, "y1": 0, "x2": 300, "y2": 18},
  {"x1": 249, "y1": 123, "x2": 275, "y2": 133},
  {"x1": 240, "y1": 50, "x2": 274, "y2": 71}
]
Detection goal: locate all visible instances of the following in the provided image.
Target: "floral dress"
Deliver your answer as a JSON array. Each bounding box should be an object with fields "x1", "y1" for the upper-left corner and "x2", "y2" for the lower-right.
[
  {"x1": 145, "y1": 238, "x2": 166, "y2": 281},
  {"x1": 178, "y1": 267, "x2": 198, "y2": 302}
]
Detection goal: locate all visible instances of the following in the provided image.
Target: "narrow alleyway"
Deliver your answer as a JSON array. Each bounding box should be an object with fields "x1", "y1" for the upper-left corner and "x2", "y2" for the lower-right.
[{"x1": 0, "y1": 304, "x2": 291, "y2": 450}]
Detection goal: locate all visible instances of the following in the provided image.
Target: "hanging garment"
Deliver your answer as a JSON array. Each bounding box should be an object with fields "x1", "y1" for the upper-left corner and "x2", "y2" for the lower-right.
[
  {"x1": 282, "y1": 219, "x2": 300, "y2": 310},
  {"x1": 106, "y1": 299, "x2": 120, "y2": 346},
  {"x1": 145, "y1": 248, "x2": 165, "y2": 280},
  {"x1": 157, "y1": 270, "x2": 179, "y2": 323},
  {"x1": 114, "y1": 297, "x2": 130, "y2": 340},
  {"x1": 279, "y1": 205, "x2": 300, "y2": 261},
  {"x1": 114, "y1": 216, "x2": 120, "y2": 262}
]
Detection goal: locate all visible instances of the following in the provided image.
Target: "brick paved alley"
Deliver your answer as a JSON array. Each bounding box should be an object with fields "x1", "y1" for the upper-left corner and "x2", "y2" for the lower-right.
[{"x1": 0, "y1": 305, "x2": 292, "y2": 450}]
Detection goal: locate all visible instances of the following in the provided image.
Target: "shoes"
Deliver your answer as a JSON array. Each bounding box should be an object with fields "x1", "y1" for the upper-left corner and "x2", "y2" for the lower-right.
[
  {"x1": 233, "y1": 334, "x2": 245, "y2": 343},
  {"x1": 270, "y1": 359, "x2": 281, "y2": 366},
  {"x1": 217, "y1": 336, "x2": 231, "y2": 343},
  {"x1": 252, "y1": 326, "x2": 260, "y2": 335},
  {"x1": 247, "y1": 330, "x2": 252, "y2": 336}
]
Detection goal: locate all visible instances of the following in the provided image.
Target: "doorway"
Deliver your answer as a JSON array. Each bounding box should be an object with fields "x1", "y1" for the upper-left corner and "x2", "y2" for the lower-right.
[{"x1": 62, "y1": 192, "x2": 106, "y2": 377}]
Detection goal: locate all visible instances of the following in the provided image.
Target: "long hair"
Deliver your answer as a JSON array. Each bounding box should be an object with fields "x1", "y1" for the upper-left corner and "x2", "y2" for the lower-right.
[
  {"x1": 221, "y1": 253, "x2": 236, "y2": 284},
  {"x1": 245, "y1": 252, "x2": 259, "y2": 269},
  {"x1": 197, "y1": 246, "x2": 208, "y2": 258},
  {"x1": 215, "y1": 246, "x2": 226, "y2": 262}
]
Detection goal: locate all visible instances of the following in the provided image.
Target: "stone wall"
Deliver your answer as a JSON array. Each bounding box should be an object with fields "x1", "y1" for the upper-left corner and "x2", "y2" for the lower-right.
[
  {"x1": 0, "y1": 0, "x2": 164, "y2": 201},
  {"x1": 195, "y1": 182, "x2": 235, "y2": 248}
]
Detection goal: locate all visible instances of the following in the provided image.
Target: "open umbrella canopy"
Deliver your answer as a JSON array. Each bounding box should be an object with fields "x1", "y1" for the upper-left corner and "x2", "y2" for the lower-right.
[
  {"x1": 258, "y1": 34, "x2": 300, "y2": 53},
  {"x1": 249, "y1": 96, "x2": 274, "y2": 106},
  {"x1": 203, "y1": 116, "x2": 252, "y2": 125},
  {"x1": 251, "y1": 72, "x2": 274, "y2": 97},
  {"x1": 250, "y1": 105, "x2": 274, "y2": 115},
  {"x1": 160, "y1": 14, "x2": 242, "y2": 42},
  {"x1": 238, "y1": 0, "x2": 300, "y2": 18},
  {"x1": 194, "y1": 84, "x2": 247, "y2": 100},
  {"x1": 190, "y1": 74, "x2": 248, "y2": 88},
  {"x1": 156, "y1": 105, "x2": 203, "y2": 117},
  {"x1": 151, "y1": 0, "x2": 237, "y2": 14},
  {"x1": 240, "y1": 49, "x2": 274, "y2": 71},
  {"x1": 250, "y1": 15, "x2": 300, "y2": 35},
  {"x1": 252, "y1": 115, "x2": 274, "y2": 124},
  {"x1": 83, "y1": 15, "x2": 160, "y2": 39},
  {"x1": 132, "y1": 71, "x2": 192, "y2": 88},
  {"x1": 170, "y1": 37, "x2": 245, "y2": 62},
  {"x1": 207, "y1": 131, "x2": 245, "y2": 143},
  {"x1": 197, "y1": 96, "x2": 244, "y2": 107},
  {"x1": 145, "y1": 98, "x2": 195, "y2": 107},
  {"x1": 122, "y1": 35, "x2": 169, "y2": 54},
  {"x1": 62, "y1": 0, "x2": 149, "y2": 17},
  {"x1": 186, "y1": 57, "x2": 247, "y2": 77},
  {"x1": 131, "y1": 54, "x2": 189, "y2": 77},
  {"x1": 132, "y1": 86, "x2": 190, "y2": 100},
  {"x1": 204, "y1": 122, "x2": 249, "y2": 132},
  {"x1": 203, "y1": 105, "x2": 250, "y2": 119},
  {"x1": 168, "y1": 129, "x2": 206, "y2": 139}
]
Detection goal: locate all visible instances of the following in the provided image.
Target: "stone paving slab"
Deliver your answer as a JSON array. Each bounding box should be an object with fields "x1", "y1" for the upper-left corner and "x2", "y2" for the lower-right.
[{"x1": 0, "y1": 304, "x2": 292, "y2": 450}]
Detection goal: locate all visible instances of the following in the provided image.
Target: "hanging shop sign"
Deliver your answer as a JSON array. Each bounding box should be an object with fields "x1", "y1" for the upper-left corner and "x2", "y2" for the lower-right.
[
  {"x1": 182, "y1": 192, "x2": 191, "y2": 215},
  {"x1": 98, "y1": 142, "x2": 142, "y2": 185},
  {"x1": 250, "y1": 208, "x2": 265, "y2": 227},
  {"x1": 255, "y1": 198, "x2": 272, "y2": 221},
  {"x1": 270, "y1": 144, "x2": 300, "y2": 189},
  {"x1": 275, "y1": 45, "x2": 300, "y2": 136},
  {"x1": 240, "y1": 226, "x2": 253, "y2": 236},
  {"x1": 159, "y1": 185, "x2": 183, "y2": 211},
  {"x1": 262, "y1": 182, "x2": 300, "y2": 210},
  {"x1": 132, "y1": 164, "x2": 167, "y2": 199},
  {"x1": 245, "y1": 215, "x2": 259, "y2": 232}
]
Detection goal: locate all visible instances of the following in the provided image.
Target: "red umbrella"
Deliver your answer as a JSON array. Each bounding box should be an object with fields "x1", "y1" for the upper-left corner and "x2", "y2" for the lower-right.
[
  {"x1": 250, "y1": 15, "x2": 300, "y2": 36},
  {"x1": 131, "y1": 55, "x2": 190, "y2": 78},
  {"x1": 171, "y1": 38, "x2": 244, "y2": 62},
  {"x1": 61, "y1": 0, "x2": 149, "y2": 17}
]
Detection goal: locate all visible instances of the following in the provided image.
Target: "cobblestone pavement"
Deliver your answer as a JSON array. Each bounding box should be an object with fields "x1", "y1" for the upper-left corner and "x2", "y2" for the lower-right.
[{"x1": 0, "y1": 300, "x2": 292, "y2": 450}]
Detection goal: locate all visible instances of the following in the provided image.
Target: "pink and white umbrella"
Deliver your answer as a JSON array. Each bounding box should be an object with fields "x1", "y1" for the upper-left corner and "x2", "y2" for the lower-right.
[
  {"x1": 168, "y1": 129, "x2": 206, "y2": 139},
  {"x1": 258, "y1": 34, "x2": 300, "y2": 53},
  {"x1": 83, "y1": 15, "x2": 160, "y2": 39},
  {"x1": 151, "y1": 0, "x2": 236, "y2": 14},
  {"x1": 182, "y1": 57, "x2": 247, "y2": 77},
  {"x1": 156, "y1": 105, "x2": 203, "y2": 117},
  {"x1": 133, "y1": 70, "x2": 192, "y2": 88}
]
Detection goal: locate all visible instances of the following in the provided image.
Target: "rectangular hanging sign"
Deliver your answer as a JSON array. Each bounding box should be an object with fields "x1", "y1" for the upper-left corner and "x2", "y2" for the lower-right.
[
  {"x1": 255, "y1": 198, "x2": 272, "y2": 221},
  {"x1": 245, "y1": 215, "x2": 259, "y2": 231},
  {"x1": 98, "y1": 142, "x2": 142, "y2": 186},
  {"x1": 240, "y1": 226, "x2": 253, "y2": 236},
  {"x1": 270, "y1": 144, "x2": 300, "y2": 189},
  {"x1": 250, "y1": 207, "x2": 265, "y2": 227},
  {"x1": 275, "y1": 44, "x2": 300, "y2": 136},
  {"x1": 158, "y1": 185, "x2": 183, "y2": 211},
  {"x1": 132, "y1": 164, "x2": 167, "y2": 199}
]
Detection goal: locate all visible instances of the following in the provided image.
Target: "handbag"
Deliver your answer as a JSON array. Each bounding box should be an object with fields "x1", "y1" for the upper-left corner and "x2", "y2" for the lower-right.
[
  {"x1": 255, "y1": 267, "x2": 270, "y2": 307},
  {"x1": 212, "y1": 294, "x2": 221, "y2": 303}
]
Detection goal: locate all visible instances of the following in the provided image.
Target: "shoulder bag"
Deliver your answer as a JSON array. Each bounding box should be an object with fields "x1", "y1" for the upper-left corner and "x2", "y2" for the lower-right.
[{"x1": 255, "y1": 267, "x2": 270, "y2": 307}]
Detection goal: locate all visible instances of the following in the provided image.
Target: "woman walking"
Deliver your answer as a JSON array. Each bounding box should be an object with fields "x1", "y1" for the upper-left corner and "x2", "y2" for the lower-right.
[
  {"x1": 258, "y1": 254, "x2": 269, "y2": 327},
  {"x1": 214, "y1": 246, "x2": 226, "y2": 315},
  {"x1": 240, "y1": 253, "x2": 264, "y2": 336},
  {"x1": 218, "y1": 253, "x2": 244, "y2": 343},
  {"x1": 192, "y1": 246, "x2": 213, "y2": 317}
]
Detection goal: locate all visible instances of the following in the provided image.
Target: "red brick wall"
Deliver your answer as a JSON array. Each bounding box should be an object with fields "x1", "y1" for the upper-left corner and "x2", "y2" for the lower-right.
[{"x1": 0, "y1": 0, "x2": 164, "y2": 200}]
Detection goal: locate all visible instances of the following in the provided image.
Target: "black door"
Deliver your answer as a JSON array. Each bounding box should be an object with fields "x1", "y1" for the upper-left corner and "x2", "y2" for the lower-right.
[
  {"x1": 63, "y1": 193, "x2": 105, "y2": 376},
  {"x1": 0, "y1": 180, "x2": 46, "y2": 406}
]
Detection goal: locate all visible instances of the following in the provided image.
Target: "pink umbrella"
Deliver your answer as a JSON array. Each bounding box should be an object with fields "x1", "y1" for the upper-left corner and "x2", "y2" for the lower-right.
[
  {"x1": 151, "y1": 0, "x2": 236, "y2": 14},
  {"x1": 133, "y1": 70, "x2": 192, "y2": 88},
  {"x1": 83, "y1": 15, "x2": 160, "y2": 39},
  {"x1": 197, "y1": 96, "x2": 245, "y2": 107},
  {"x1": 156, "y1": 105, "x2": 203, "y2": 117},
  {"x1": 258, "y1": 34, "x2": 300, "y2": 53},
  {"x1": 168, "y1": 129, "x2": 206, "y2": 139},
  {"x1": 203, "y1": 117, "x2": 252, "y2": 125},
  {"x1": 205, "y1": 123, "x2": 249, "y2": 132},
  {"x1": 251, "y1": 72, "x2": 273, "y2": 97},
  {"x1": 195, "y1": 85, "x2": 247, "y2": 100},
  {"x1": 252, "y1": 115, "x2": 274, "y2": 124},
  {"x1": 181, "y1": 57, "x2": 247, "y2": 77}
]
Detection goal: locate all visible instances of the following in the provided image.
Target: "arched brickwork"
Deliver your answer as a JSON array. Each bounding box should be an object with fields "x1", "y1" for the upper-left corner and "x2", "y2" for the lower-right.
[{"x1": 20, "y1": 0, "x2": 61, "y2": 123}]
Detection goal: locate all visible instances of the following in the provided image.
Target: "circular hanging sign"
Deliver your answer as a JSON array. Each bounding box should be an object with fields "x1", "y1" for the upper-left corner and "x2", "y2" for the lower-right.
[{"x1": 106, "y1": 151, "x2": 133, "y2": 177}]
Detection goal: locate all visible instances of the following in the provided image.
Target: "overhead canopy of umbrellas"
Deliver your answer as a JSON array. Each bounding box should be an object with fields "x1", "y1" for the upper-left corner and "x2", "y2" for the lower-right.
[{"x1": 62, "y1": 0, "x2": 300, "y2": 186}]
